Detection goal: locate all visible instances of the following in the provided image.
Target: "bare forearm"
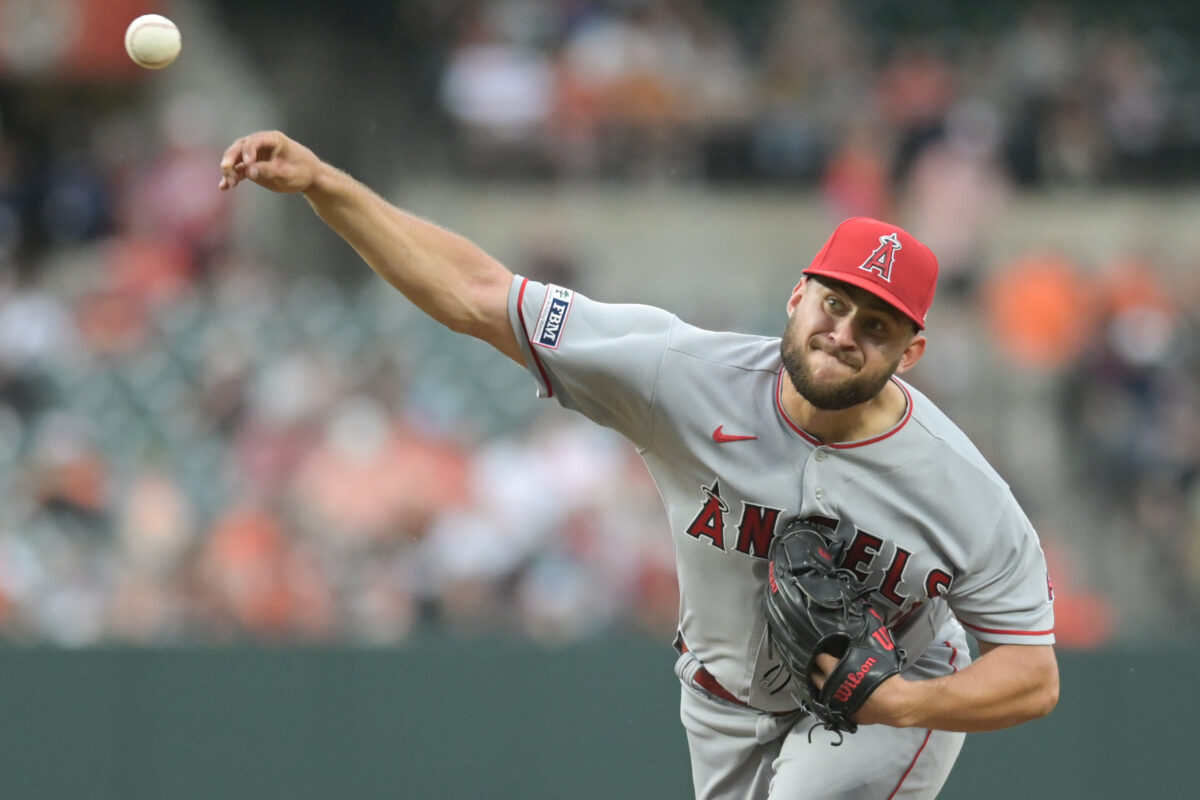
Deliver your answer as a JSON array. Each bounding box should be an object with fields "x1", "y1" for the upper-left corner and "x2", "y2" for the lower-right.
[
  {"x1": 864, "y1": 643, "x2": 1059, "y2": 732},
  {"x1": 219, "y1": 131, "x2": 523, "y2": 359},
  {"x1": 302, "y1": 164, "x2": 520, "y2": 358},
  {"x1": 909, "y1": 644, "x2": 1057, "y2": 731}
]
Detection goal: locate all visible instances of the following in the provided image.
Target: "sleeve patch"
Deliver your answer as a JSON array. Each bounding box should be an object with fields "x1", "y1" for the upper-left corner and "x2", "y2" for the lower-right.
[{"x1": 533, "y1": 285, "x2": 574, "y2": 349}]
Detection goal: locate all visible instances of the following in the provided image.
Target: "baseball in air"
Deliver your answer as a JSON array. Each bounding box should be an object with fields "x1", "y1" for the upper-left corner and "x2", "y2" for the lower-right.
[{"x1": 124, "y1": 14, "x2": 182, "y2": 70}]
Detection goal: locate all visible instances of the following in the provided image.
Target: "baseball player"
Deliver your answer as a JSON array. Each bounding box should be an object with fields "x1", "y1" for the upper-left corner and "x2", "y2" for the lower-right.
[{"x1": 219, "y1": 131, "x2": 1059, "y2": 799}]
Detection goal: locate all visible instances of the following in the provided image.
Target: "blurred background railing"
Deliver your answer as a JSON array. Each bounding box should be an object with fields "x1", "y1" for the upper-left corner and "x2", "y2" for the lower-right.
[{"x1": 0, "y1": 0, "x2": 1198, "y2": 653}]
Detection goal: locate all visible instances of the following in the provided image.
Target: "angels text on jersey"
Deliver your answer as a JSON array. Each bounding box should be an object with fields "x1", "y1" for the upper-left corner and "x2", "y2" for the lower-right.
[{"x1": 684, "y1": 478, "x2": 950, "y2": 625}]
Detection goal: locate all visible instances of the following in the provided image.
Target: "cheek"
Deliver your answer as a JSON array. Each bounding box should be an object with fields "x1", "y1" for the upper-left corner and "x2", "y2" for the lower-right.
[
  {"x1": 860, "y1": 340, "x2": 903, "y2": 369},
  {"x1": 782, "y1": 312, "x2": 808, "y2": 346},
  {"x1": 877, "y1": 346, "x2": 908, "y2": 375},
  {"x1": 791, "y1": 302, "x2": 832, "y2": 339}
]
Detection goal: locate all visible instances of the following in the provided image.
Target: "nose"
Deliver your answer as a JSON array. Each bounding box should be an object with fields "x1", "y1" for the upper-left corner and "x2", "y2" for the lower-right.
[{"x1": 826, "y1": 314, "x2": 858, "y2": 349}]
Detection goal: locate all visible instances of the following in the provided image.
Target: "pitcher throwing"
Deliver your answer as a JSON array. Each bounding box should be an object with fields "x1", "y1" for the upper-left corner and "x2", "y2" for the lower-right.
[{"x1": 219, "y1": 131, "x2": 1058, "y2": 799}]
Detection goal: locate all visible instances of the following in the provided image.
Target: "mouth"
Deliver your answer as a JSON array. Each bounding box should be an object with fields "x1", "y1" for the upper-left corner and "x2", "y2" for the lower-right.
[{"x1": 810, "y1": 342, "x2": 860, "y2": 370}]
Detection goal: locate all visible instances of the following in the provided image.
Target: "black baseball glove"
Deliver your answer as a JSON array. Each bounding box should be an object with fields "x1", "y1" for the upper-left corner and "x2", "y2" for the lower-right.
[{"x1": 764, "y1": 519, "x2": 904, "y2": 738}]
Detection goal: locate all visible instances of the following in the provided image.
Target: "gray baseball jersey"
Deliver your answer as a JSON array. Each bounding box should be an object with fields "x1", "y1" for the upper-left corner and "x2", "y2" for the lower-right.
[{"x1": 508, "y1": 278, "x2": 1055, "y2": 716}]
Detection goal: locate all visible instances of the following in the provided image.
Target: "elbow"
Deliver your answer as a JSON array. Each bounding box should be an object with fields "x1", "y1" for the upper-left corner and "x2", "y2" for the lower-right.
[
  {"x1": 1029, "y1": 658, "x2": 1061, "y2": 720},
  {"x1": 448, "y1": 270, "x2": 513, "y2": 339},
  {"x1": 452, "y1": 300, "x2": 510, "y2": 345},
  {"x1": 1030, "y1": 678, "x2": 1059, "y2": 720},
  {"x1": 1041, "y1": 672, "x2": 1061, "y2": 717}
]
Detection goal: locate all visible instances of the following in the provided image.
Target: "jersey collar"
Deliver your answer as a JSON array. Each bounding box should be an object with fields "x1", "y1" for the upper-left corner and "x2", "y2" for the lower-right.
[{"x1": 774, "y1": 368, "x2": 914, "y2": 449}]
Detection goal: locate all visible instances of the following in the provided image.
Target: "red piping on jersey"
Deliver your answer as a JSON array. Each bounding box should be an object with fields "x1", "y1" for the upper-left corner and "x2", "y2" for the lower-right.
[
  {"x1": 517, "y1": 278, "x2": 554, "y2": 398},
  {"x1": 887, "y1": 729, "x2": 933, "y2": 800},
  {"x1": 945, "y1": 640, "x2": 960, "y2": 674},
  {"x1": 886, "y1": 642, "x2": 957, "y2": 799},
  {"x1": 960, "y1": 620, "x2": 1055, "y2": 637},
  {"x1": 774, "y1": 369, "x2": 914, "y2": 448}
]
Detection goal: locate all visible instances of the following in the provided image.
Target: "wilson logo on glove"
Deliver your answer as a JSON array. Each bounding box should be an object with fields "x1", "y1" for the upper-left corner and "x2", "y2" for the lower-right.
[
  {"x1": 833, "y1": 657, "x2": 878, "y2": 703},
  {"x1": 871, "y1": 628, "x2": 896, "y2": 651}
]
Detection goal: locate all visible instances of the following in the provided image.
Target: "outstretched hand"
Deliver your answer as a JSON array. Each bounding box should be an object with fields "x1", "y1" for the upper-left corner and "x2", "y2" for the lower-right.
[{"x1": 218, "y1": 131, "x2": 320, "y2": 194}]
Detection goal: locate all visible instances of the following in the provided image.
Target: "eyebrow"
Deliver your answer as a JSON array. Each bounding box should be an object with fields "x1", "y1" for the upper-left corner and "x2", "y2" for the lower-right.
[{"x1": 813, "y1": 277, "x2": 900, "y2": 319}]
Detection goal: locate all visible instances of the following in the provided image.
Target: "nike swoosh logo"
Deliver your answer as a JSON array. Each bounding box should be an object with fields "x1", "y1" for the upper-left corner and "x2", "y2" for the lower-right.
[{"x1": 713, "y1": 425, "x2": 758, "y2": 443}]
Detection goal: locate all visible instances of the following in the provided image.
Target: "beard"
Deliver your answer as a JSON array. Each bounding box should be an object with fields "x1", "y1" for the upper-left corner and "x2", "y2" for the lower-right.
[{"x1": 780, "y1": 317, "x2": 901, "y2": 411}]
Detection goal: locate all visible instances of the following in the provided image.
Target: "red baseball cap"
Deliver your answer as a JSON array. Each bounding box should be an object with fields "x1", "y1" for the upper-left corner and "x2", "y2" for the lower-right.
[{"x1": 802, "y1": 217, "x2": 939, "y2": 329}]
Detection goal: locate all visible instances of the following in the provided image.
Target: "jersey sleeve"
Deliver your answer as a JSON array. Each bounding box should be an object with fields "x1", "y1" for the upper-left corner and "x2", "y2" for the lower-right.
[
  {"x1": 508, "y1": 277, "x2": 673, "y2": 449},
  {"x1": 948, "y1": 502, "x2": 1056, "y2": 645}
]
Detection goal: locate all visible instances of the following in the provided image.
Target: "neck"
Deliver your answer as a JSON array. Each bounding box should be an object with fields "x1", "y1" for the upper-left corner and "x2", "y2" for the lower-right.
[{"x1": 780, "y1": 377, "x2": 907, "y2": 444}]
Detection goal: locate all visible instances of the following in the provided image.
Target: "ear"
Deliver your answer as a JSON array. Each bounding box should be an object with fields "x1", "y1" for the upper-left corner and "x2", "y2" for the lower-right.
[
  {"x1": 894, "y1": 333, "x2": 927, "y2": 375},
  {"x1": 785, "y1": 277, "x2": 808, "y2": 317}
]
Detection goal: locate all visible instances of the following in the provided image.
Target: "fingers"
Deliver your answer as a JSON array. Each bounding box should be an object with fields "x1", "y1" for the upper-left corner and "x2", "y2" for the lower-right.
[
  {"x1": 217, "y1": 131, "x2": 281, "y2": 190},
  {"x1": 812, "y1": 653, "x2": 838, "y2": 689},
  {"x1": 240, "y1": 134, "x2": 276, "y2": 181},
  {"x1": 217, "y1": 131, "x2": 317, "y2": 194},
  {"x1": 218, "y1": 138, "x2": 247, "y2": 190}
]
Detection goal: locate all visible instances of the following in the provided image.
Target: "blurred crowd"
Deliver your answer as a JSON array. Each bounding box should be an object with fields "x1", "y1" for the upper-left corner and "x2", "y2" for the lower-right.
[
  {"x1": 0, "y1": 0, "x2": 1198, "y2": 646},
  {"x1": 431, "y1": 0, "x2": 1197, "y2": 193}
]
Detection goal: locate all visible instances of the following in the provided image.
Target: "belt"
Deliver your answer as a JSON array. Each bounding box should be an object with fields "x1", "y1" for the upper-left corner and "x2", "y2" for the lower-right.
[
  {"x1": 678, "y1": 639, "x2": 799, "y2": 716},
  {"x1": 680, "y1": 640, "x2": 746, "y2": 706}
]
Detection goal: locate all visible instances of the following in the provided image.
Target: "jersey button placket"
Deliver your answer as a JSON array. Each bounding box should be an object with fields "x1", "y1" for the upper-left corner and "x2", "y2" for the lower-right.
[{"x1": 811, "y1": 449, "x2": 828, "y2": 502}]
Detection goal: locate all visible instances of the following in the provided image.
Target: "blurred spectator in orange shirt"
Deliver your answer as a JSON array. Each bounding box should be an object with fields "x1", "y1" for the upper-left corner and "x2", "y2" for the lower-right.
[
  {"x1": 201, "y1": 501, "x2": 337, "y2": 640},
  {"x1": 982, "y1": 251, "x2": 1098, "y2": 371}
]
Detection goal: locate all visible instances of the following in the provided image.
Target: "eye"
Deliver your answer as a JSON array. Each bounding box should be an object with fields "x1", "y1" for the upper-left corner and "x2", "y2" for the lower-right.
[{"x1": 863, "y1": 316, "x2": 892, "y2": 336}]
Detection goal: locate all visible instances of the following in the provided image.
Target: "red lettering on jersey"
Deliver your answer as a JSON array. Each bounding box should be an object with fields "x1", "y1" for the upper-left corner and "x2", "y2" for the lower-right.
[
  {"x1": 735, "y1": 504, "x2": 782, "y2": 558},
  {"x1": 879, "y1": 547, "x2": 911, "y2": 606},
  {"x1": 685, "y1": 480, "x2": 728, "y2": 549},
  {"x1": 925, "y1": 570, "x2": 952, "y2": 599},
  {"x1": 782, "y1": 515, "x2": 959, "y2": 610},
  {"x1": 843, "y1": 531, "x2": 884, "y2": 582}
]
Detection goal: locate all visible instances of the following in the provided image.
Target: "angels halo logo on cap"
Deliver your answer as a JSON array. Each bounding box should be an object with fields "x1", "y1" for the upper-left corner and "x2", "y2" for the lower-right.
[{"x1": 802, "y1": 217, "x2": 939, "y2": 329}]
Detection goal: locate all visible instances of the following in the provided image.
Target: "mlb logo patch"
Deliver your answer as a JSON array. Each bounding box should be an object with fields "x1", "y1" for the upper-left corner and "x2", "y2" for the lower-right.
[{"x1": 533, "y1": 285, "x2": 574, "y2": 348}]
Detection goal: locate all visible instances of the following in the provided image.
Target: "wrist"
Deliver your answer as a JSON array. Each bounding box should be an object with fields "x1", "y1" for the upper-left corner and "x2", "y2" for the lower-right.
[
  {"x1": 890, "y1": 675, "x2": 940, "y2": 728},
  {"x1": 866, "y1": 675, "x2": 927, "y2": 728},
  {"x1": 302, "y1": 161, "x2": 338, "y2": 197}
]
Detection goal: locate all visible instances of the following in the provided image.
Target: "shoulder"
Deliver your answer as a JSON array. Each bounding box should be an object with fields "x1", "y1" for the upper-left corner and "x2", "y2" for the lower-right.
[
  {"x1": 664, "y1": 319, "x2": 782, "y2": 375},
  {"x1": 899, "y1": 380, "x2": 1012, "y2": 495}
]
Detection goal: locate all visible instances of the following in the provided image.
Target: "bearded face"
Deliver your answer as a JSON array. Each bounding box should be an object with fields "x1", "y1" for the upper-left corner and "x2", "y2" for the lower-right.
[{"x1": 779, "y1": 307, "x2": 906, "y2": 411}]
